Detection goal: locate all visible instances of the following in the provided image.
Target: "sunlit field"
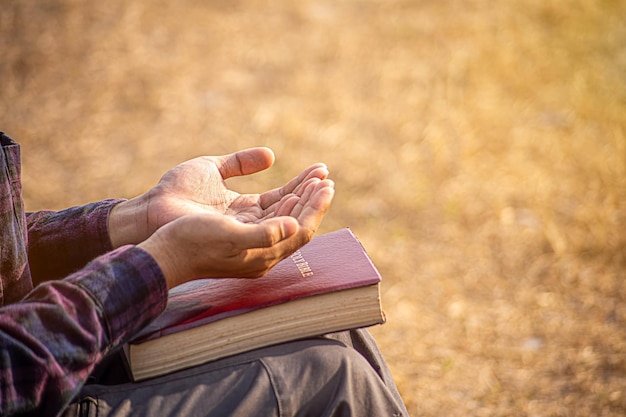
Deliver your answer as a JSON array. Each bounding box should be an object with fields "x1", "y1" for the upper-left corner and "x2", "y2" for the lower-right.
[{"x1": 2, "y1": 1, "x2": 625, "y2": 415}]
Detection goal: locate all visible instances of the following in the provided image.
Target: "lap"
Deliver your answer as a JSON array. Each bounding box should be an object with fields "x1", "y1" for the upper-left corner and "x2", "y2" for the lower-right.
[{"x1": 63, "y1": 330, "x2": 408, "y2": 417}]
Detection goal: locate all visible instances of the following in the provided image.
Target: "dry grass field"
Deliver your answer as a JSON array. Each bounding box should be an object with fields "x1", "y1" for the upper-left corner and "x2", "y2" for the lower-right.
[{"x1": 1, "y1": 1, "x2": 625, "y2": 416}]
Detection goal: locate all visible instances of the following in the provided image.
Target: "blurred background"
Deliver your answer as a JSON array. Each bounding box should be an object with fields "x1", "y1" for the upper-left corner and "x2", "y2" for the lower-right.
[{"x1": 1, "y1": 0, "x2": 625, "y2": 415}]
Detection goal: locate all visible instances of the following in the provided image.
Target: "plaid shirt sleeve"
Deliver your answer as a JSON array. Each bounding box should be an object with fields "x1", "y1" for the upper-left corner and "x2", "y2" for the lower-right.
[
  {"x1": 0, "y1": 246, "x2": 168, "y2": 417},
  {"x1": 26, "y1": 199, "x2": 125, "y2": 285}
]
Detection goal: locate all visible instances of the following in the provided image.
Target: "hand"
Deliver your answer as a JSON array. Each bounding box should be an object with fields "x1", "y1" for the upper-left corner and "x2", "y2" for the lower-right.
[
  {"x1": 138, "y1": 175, "x2": 333, "y2": 288},
  {"x1": 109, "y1": 147, "x2": 330, "y2": 247},
  {"x1": 109, "y1": 148, "x2": 334, "y2": 288}
]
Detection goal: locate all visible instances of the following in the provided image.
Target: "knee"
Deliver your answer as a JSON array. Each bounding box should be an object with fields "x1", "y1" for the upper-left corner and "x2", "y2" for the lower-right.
[
  {"x1": 297, "y1": 340, "x2": 376, "y2": 385},
  {"x1": 261, "y1": 339, "x2": 403, "y2": 416}
]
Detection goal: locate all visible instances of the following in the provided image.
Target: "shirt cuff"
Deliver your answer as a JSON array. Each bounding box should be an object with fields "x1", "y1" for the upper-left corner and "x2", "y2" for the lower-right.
[{"x1": 66, "y1": 245, "x2": 168, "y2": 348}]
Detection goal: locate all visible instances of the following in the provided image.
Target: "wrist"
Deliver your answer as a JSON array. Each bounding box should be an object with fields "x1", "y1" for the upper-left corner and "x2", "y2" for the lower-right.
[
  {"x1": 108, "y1": 195, "x2": 150, "y2": 248},
  {"x1": 137, "y1": 233, "x2": 185, "y2": 289}
]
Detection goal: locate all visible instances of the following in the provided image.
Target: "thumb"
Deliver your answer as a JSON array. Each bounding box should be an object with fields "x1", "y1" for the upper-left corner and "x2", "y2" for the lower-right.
[
  {"x1": 217, "y1": 147, "x2": 275, "y2": 180},
  {"x1": 237, "y1": 216, "x2": 299, "y2": 250}
]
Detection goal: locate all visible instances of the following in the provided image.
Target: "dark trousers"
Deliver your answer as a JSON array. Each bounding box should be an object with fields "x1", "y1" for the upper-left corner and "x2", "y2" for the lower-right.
[{"x1": 62, "y1": 329, "x2": 409, "y2": 417}]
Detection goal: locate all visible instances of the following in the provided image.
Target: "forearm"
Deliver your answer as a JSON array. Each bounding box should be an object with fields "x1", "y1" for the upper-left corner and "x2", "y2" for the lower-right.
[
  {"x1": 27, "y1": 199, "x2": 124, "y2": 285},
  {"x1": 0, "y1": 246, "x2": 167, "y2": 417}
]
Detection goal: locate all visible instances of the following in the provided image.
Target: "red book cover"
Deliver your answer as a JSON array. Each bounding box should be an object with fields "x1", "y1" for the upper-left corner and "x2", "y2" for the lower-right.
[{"x1": 133, "y1": 228, "x2": 381, "y2": 343}]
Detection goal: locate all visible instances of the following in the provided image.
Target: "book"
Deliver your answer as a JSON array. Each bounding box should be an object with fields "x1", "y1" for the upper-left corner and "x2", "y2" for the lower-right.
[{"x1": 123, "y1": 228, "x2": 385, "y2": 381}]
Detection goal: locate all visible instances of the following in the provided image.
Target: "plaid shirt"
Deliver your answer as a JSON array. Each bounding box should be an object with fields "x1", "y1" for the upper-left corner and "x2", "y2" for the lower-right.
[{"x1": 0, "y1": 133, "x2": 168, "y2": 416}]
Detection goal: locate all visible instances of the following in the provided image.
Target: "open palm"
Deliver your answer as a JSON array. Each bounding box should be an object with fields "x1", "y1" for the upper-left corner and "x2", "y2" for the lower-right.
[{"x1": 143, "y1": 148, "x2": 331, "y2": 237}]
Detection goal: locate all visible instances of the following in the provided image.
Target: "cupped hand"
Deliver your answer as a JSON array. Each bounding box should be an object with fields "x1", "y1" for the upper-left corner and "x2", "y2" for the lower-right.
[{"x1": 138, "y1": 176, "x2": 334, "y2": 288}]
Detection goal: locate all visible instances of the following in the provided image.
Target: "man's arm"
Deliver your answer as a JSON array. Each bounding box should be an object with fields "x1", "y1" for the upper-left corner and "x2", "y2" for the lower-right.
[
  {"x1": 0, "y1": 246, "x2": 168, "y2": 417},
  {"x1": 27, "y1": 199, "x2": 125, "y2": 285}
]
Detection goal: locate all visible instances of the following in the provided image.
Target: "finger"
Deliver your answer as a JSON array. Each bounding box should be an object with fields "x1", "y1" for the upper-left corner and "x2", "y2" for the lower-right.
[
  {"x1": 251, "y1": 182, "x2": 333, "y2": 272},
  {"x1": 261, "y1": 177, "x2": 331, "y2": 220},
  {"x1": 294, "y1": 180, "x2": 335, "y2": 230},
  {"x1": 255, "y1": 193, "x2": 298, "y2": 221},
  {"x1": 235, "y1": 216, "x2": 299, "y2": 250},
  {"x1": 291, "y1": 166, "x2": 331, "y2": 196},
  {"x1": 289, "y1": 178, "x2": 321, "y2": 219},
  {"x1": 274, "y1": 194, "x2": 301, "y2": 217},
  {"x1": 248, "y1": 203, "x2": 327, "y2": 270},
  {"x1": 259, "y1": 177, "x2": 319, "y2": 218},
  {"x1": 258, "y1": 163, "x2": 328, "y2": 209},
  {"x1": 217, "y1": 147, "x2": 275, "y2": 179}
]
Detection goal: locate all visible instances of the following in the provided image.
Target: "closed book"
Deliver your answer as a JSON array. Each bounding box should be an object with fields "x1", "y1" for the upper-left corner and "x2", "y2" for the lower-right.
[{"x1": 124, "y1": 228, "x2": 385, "y2": 381}]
